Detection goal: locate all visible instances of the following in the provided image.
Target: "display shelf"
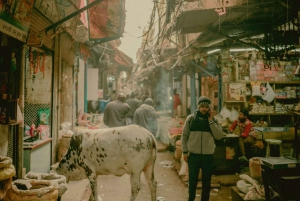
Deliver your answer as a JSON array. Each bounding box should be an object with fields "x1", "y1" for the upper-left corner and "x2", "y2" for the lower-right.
[{"x1": 224, "y1": 81, "x2": 300, "y2": 127}]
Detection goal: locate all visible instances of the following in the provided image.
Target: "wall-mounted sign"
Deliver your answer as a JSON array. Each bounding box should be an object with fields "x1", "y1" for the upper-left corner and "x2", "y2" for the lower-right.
[{"x1": 0, "y1": 0, "x2": 35, "y2": 42}]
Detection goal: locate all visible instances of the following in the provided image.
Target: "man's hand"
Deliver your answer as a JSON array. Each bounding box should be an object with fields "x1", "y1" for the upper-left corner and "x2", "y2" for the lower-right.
[
  {"x1": 208, "y1": 109, "x2": 217, "y2": 121},
  {"x1": 183, "y1": 154, "x2": 188, "y2": 163}
]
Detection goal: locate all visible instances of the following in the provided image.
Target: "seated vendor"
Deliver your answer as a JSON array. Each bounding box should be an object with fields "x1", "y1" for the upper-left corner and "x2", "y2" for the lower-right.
[{"x1": 228, "y1": 108, "x2": 256, "y2": 162}]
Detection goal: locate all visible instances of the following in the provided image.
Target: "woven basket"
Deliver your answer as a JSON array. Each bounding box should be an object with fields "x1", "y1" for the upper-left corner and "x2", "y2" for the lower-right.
[
  {"x1": 4, "y1": 180, "x2": 58, "y2": 201},
  {"x1": 57, "y1": 134, "x2": 72, "y2": 162}
]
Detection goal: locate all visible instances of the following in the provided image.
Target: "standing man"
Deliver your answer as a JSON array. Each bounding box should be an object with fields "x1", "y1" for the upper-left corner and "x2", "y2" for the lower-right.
[
  {"x1": 133, "y1": 98, "x2": 158, "y2": 136},
  {"x1": 125, "y1": 92, "x2": 141, "y2": 124},
  {"x1": 173, "y1": 89, "x2": 182, "y2": 118},
  {"x1": 182, "y1": 96, "x2": 223, "y2": 201},
  {"x1": 103, "y1": 93, "x2": 130, "y2": 127}
]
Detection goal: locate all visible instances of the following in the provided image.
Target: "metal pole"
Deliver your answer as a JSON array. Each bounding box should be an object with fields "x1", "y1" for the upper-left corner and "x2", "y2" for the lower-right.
[{"x1": 190, "y1": 65, "x2": 196, "y2": 113}]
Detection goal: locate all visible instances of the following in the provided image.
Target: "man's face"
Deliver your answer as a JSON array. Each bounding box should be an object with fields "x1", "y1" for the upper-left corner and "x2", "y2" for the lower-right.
[
  {"x1": 238, "y1": 112, "x2": 246, "y2": 122},
  {"x1": 198, "y1": 104, "x2": 210, "y2": 115}
]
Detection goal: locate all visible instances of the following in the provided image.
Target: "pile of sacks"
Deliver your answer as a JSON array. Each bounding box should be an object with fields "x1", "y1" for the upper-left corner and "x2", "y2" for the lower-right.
[
  {"x1": 236, "y1": 174, "x2": 265, "y2": 200},
  {"x1": 0, "y1": 157, "x2": 15, "y2": 199}
]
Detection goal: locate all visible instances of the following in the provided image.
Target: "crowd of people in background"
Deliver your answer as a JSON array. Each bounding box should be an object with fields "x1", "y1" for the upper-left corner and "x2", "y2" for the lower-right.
[{"x1": 103, "y1": 91, "x2": 158, "y2": 137}]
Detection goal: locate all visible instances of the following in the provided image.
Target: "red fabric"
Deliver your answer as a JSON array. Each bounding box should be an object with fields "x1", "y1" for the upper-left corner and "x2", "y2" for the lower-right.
[
  {"x1": 173, "y1": 94, "x2": 181, "y2": 109},
  {"x1": 229, "y1": 118, "x2": 253, "y2": 138}
]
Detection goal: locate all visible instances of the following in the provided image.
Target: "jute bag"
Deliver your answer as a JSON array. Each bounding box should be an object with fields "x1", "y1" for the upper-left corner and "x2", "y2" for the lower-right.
[
  {"x1": 24, "y1": 172, "x2": 67, "y2": 197},
  {"x1": 57, "y1": 134, "x2": 72, "y2": 162},
  {"x1": 4, "y1": 180, "x2": 58, "y2": 201}
]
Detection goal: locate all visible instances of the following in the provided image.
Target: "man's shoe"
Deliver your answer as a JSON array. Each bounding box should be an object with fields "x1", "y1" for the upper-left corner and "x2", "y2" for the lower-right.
[{"x1": 239, "y1": 155, "x2": 248, "y2": 162}]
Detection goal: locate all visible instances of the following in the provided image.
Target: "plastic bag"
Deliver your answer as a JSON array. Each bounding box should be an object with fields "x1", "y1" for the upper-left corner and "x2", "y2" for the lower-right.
[
  {"x1": 237, "y1": 180, "x2": 252, "y2": 194},
  {"x1": 220, "y1": 105, "x2": 231, "y2": 119},
  {"x1": 262, "y1": 82, "x2": 276, "y2": 103},
  {"x1": 229, "y1": 107, "x2": 239, "y2": 123},
  {"x1": 251, "y1": 82, "x2": 261, "y2": 96},
  {"x1": 179, "y1": 157, "x2": 187, "y2": 176}
]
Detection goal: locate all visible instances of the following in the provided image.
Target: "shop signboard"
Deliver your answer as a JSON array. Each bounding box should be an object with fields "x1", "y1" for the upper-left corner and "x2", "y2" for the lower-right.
[{"x1": 0, "y1": 0, "x2": 35, "y2": 42}]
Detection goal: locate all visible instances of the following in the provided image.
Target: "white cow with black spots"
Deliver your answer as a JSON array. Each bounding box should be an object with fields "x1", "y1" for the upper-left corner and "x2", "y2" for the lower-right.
[{"x1": 55, "y1": 124, "x2": 157, "y2": 201}]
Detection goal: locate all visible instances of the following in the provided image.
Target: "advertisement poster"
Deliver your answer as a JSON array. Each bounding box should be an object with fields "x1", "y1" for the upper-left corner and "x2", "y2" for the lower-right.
[{"x1": 0, "y1": 0, "x2": 35, "y2": 42}]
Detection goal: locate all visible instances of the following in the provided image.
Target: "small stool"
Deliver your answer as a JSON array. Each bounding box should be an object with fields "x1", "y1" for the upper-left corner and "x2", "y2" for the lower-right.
[{"x1": 265, "y1": 139, "x2": 282, "y2": 157}]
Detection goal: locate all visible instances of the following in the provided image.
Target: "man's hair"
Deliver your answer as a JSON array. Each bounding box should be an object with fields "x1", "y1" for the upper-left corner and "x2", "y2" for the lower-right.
[
  {"x1": 117, "y1": 93, "x2": 126, "y2": 102},
  {"x1": 240, "y1": 108, "x2": 249, "y2": 117}
]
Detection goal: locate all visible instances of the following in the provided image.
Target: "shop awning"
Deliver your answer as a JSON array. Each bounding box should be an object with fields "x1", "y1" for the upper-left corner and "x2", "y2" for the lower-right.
[{"x1": 26, "y1": 0, "x2": 125, "y2": 46}]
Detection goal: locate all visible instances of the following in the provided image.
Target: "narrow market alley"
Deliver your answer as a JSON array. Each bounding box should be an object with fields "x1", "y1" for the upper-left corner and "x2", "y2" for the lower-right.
[{"x1": 96, "y1": 145, "x2": 246, "y2": 201}]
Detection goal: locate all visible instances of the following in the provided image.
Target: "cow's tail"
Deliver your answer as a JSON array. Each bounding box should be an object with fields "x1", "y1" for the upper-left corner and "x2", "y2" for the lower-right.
[{"x1": 150, "y1": 132, "x2": 157, "y2": 165}]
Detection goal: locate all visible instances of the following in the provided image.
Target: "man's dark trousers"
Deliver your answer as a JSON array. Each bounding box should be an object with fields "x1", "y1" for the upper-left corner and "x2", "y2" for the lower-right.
[{"x1": 188, "y1": 153, "x2": 214, "y2": 201}]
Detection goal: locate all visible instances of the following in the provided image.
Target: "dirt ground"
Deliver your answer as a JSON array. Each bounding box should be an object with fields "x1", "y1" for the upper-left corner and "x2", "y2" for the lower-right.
[{"x1": 95, "y1": 148, "x2": 248, "y2": 201}]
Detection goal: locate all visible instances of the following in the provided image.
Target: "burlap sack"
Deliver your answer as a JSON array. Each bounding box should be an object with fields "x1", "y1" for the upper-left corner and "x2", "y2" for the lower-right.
[
  {"x1": 0, "y1": 158, "x2": 16, "y2": 182},
  {"x1": 4, "y1": 180, "x2": 58, "y2": 201},
  {"x1": 24, "y1": 172, "x2": 67, "y2": 197},
  {"x1": 57, "y1": 134, "x2": 72, "y2": 162}
]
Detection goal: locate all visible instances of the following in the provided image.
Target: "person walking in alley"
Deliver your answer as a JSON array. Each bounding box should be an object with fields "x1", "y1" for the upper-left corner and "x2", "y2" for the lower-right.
[
  {"x1": 133, "y1": 98, "x2": 158, "y2": 136},
  {"x1": 125, "y1": 92, "x2": 141, "y2": 124},
  {"x1": 228, "y1": 108, "x2": 255, "y2": 162},
  {"x1": 182, "y1": 96, "x2": 223, "y2": 201},
  {"x1": 173, "y1": 89, "x2": 182, "y2": 118},
  {"x1": 103, "y1": 92, "x2": 130, "y2": 127}
]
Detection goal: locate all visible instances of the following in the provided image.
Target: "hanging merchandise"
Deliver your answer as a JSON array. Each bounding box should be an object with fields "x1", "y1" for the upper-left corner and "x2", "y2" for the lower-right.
[
  {"x1": 38, "y1": 108, "x2": 51, "y2": 125},
  {"x1": 220, "y1": 105, "x2": 231, "y2": 119},
  {"x1": 260, "y1": 83, "x2": 266, "y2": 95},
  {"x1": 251, "y1": 82, "x2": 261, "y2": 96},
  {"x1": 262, "y1": 82, "x2": 276, "y2": 103},
  {"x1": 229, "y1": 107, "x2": 239, "y2": 123},
  {"x1": 228, "y1": 83, "x2": 245, "y2": 101}
]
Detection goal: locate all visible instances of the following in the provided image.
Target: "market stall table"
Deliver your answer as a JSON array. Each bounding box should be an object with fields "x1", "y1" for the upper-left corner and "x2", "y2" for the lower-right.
[
  {"x1": 213, "y1": 133, "x2": 240, "y2": 173},
  {"x1": 23, "y1": 138, "x2": 52, "y2": 173},
  {"x1": 261, "y1": 157, "x2": 300, "y2": 201}
]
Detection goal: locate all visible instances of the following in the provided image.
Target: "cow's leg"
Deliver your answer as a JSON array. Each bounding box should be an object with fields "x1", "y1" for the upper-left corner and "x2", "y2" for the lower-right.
[
  {"x1": 143, "y1": 163, "x2": 157, "y2": 201},
  {"x1": 129, "y1": 171, "x2": 141, "y2": 201},
  {"x1": 87, "y1": 172, "x2": 98, "y2": 201}
]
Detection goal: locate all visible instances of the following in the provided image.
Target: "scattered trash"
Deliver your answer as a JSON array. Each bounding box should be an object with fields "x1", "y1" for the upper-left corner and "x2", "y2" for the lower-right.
[
  {"x1": 157, "y1": 196, "x2": 165, "y2": 201},
  {"x1": 210, "y1": 192, "x2": 218, "y2": 196},
  {"x1": 159, "y1": 160, "x2": 174, "y2": 166},
  {"x1": 213, "y1": 188, "x2": 219, "y2": 192},
  {"x1": 196, "y1": 194, "x2": 200, "y2": 197},
  {"x1": 162, "y1": 165, "x2": 174, "y2": 169}
]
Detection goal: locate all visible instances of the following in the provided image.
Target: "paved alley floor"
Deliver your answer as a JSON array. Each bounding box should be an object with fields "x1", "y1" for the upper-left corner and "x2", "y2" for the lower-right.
[{"x1": 95, "y1": 149, "x2": 247, "y2": 201}]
